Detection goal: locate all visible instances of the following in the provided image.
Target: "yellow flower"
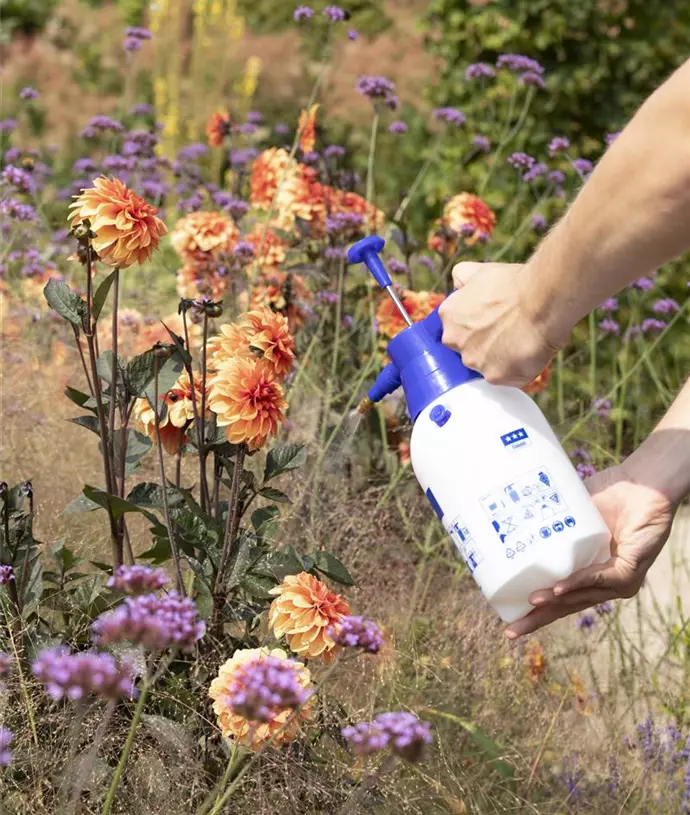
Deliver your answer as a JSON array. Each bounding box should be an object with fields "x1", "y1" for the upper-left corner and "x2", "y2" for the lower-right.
[
  {"x1": 268, "y1": 572, "x2": 351, "y2": 664},
  {"x1": 207, "y1": 357, "x2": 287, "y2": 451},
  {"x1": 171, "y1": 211, "x2": 238, "y2": 265},
  {"x1": 69, "y1": 176, "x2": 167, "y2": 268},
  {"x1": 209, "y1": 647, "x2": 313, "y2": 750}
]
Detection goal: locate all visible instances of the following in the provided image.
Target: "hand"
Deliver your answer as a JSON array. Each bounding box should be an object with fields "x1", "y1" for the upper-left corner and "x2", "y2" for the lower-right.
[
  {"x1": 439, "y1": 261, "x2": 562, "y2": 387},
  {"x1": 504, "y1": 463, "x2": 676, "y2": 638}
]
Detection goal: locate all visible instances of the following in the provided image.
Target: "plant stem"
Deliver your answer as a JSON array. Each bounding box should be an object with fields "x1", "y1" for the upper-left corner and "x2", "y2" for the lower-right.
[
  {"x1": 68, "y1": 699, "x2": 116, "y2": 814},
  {"x1": 107, "y1": 268, "x2": 121, "y2": 477},
  {"x1": 2, "y1": 598, "x2": 38, "y2": 745},
  {"x1": 153, "y1": 359, "x2": 185, "y2": 594},
  {"x1": 182, "y1": 309, "x2": 208, "y2": 513},
  {"x1": 199, "y1": 313, "x2": 211, "y2": 511},
  {"x1": 212, "y1": 445, "x2": 246, "y2": 627},
  {"x1": 480, "y1": 86, "x2": 534, "y2": 195},
  {"x1": 73, "y1": 327, "x2": 94, "y2": 396},
  {"x1": 100, "y1": 683, "x2": 150, "y2": 815},
  {"x1": 365, "y1": 108, "x2": 380, "y2": 235},
  {"x1": 197, "y1": 741, "x2": 243, "y2": 815},
  {"x1": 336, "y1": 754, "x2": 398, "y2": 815},
  {"x1": 393, "y1": 134, "x2": 443, "y2": 223}
]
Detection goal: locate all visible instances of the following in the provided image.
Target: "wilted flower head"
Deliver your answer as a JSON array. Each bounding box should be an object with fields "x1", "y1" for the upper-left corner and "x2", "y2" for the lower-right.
[
  {"x1": 0, "y1": 566, "x2": 15, "y2": 585},
  {"x1": 220, "y1": 655, "x2": 311, "y2": 722},
  {"x1": 329, "y1": 616, "x2": 385, "y2": 654},
  {"x1": 208, "y1": 357, "x2": 287, "y2": 450},
  {"x1": 0, "y1": 728, "x2": 13, "y2": 767},
  {"x1": 298, "y1": 104, "x2": 319, "y2": 154},
  {"x1": 210, "y1": 647, "x2": 313, "y2": 750},
  {"x1": 171, "y1": 210, "x2": 238, "y2": 264},
  {"x1": 70, "y1": 176, "x2": 167, "y2": 268},
  {"x1": 343, "y1": 711, "x2": 433, "y2": 762},
  {"x1": 465, "y1": 62, "x2": 495, "y2": 80},
  {"x1": 107, "y1": 565, "x2": 169, "y2": 595},
  {"x1": 32, "y1": 647, "x2": 137, "y2": 700},
  {"x1": 268, "y1": 572, "x2": 351, "y2": 663},
  {"x1": 432, "y1": 107, "x2": 466, "y2": 127},
  {"x1": 388, "y1": 120, "x2": 408, "y2": 134},
  {"x1": 206, "y1": 111, "x2": 231, "y2": 147},
  {"x1": 92, "y1": 591, "x2": 206, "y2": 651}
]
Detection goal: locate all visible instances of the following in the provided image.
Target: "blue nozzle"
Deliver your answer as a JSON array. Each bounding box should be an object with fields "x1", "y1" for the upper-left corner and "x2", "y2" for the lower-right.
[{"x1": 347, "y1": 235, "x2": 391, "y2": 289}]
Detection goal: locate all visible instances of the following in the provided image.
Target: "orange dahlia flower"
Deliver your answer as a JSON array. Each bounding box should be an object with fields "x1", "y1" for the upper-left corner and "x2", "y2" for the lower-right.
[
  {"x1": 171, "y1": 211, "x2": 238, "y2": 265},
  {"x1": 209, "y1": 647, "x2": 313, "y2": 750},
  {"x1": 376, "y1": 289, "x2": 443, "y2": 340},
  {"x1": 427, "y1": 192, "x2": 496, "y2": 254},
  {"x1": 246, "y1": 271, "x2": 313, "y2": 332},
  {"x1": 521, "y1": 365, "x2": 551, "y2": 396},
  {"x1": 209, "y1": 308, "x2": 295, "y2": 380},
  {"x1": 298, "y1": 104, "x2": 319, "y2": 154},
  {"x1": 69, "y1": 176, "x2": 167, "y2": 268},
  {"x1": 207, "y1": 357, "x2": 287, "y2": 450},
  {"x1": 268, "y1": 572, "x2": 351, "y2": 664},
  {"x1": 250, "y1": 148, "x2": 300, "y2": 212},
  {"x1": 331, "y1": 188, "x2": 385, "y2": 235},
  {"x1": 206, "y1": 111, "x2": 231, "y2": 148},
  {"x1": 175, "y1": 262, "x2": 230, "y2": 302},
  {"x1": 244, "y1": 225, "x2": 289, "y2": 271},
  {"x1": 134, "y1": 370, "x2": 208, "y2": 454}
]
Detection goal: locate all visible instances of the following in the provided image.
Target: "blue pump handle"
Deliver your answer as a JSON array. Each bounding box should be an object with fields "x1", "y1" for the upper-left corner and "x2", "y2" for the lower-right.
[{"x1": 347, "y1": 235, "x2": 391, "y2": 289}]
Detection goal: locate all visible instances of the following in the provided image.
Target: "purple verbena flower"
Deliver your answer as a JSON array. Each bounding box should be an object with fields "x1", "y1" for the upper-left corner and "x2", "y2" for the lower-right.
[
  {"x1": 233, "y1": 241, "x2": 255, "y2": 263},
  {"x1": 523, "y1": 162, "x2": 547, "y2": 182},
  {"x1": 592, "y1": 397, "x2": 611, "y2": 418},
  {"x1": 246, "y1": 111, "x2": 263, "y2": 124},
  {"x1": 432, "y1": 107, "x2": 466, "y2": 127},
  {"x1": 472, "y1": 135, "x2": 490, "y2": 152},
  {"x1": 595, "y1": 602, "x2": 614, "y2": 615},
  {"x1": 348, "y1": 29, "x2": 358, "y2": 40},
  {"x1": 80, "y1": 115, "x2": 124, "y2": 137},
  {"x1": 465, "y1": 62, "x2": 495, "y2": 81},
  {"x1": 301, "y1": 150, "x2": 320, "y2": 165},
  {"x1": 633, "y1": 276, "x2": 655, "y2": 291},
  {"x1": 222, "y1": 656, "x2": 310, "y2": 723},
  {"x1": 324, "y1": 144, "x2": 346, "y2": 159},
  {"x1": 2, "y1": 166, "x2": 35, "y2": 194},
  {"x1": 606, "y1": 131, "x2": 621, "y2": 146},
  {"x1": 19, "y1": 87, "x2": 39, "y2": 101},
  {"x1": 547, "y1": 169, "x2": 565, "y2": 185},
  {"x1": 497, "y1": 54, "x2": 544, "y2": 75},
  {"x1": 126, "y1": 26, "x2": 152, "y2": 40},
  {"x1": 572, "y1": 158, "x2": 593, "y2": 176},
  {"x1": 234, "y1": 122, "x2": 257, "y2": 136},
  {"x1": 548, "y1": 136, "x2": 570, "y2": 156},
  {"x1": 0, "y1": 566, "x2": 15, "y2": 585},
  {"x1": 92, "y1": 591, "x2": 205, "y2": 651},
  {"x1": 72, "y1": 157, "x2": 97, "y2": 174},
  {"x1": 416, "y1": 255, "x2": 436, "y2": 273},
  {"x1": 325, "y1": 211, "x2": 364, "y2": 236},
  {"x1": 343, "y1": 711, "x2": 432, "y2": 762},
  {"x1": 599, "y1": 297, "x2": 618, "y2": 313},
  {"x1": 317, "y1": 290, "x2": 339, "y2": 305},
  {"x1": 0, "y1": 728, "x2": 13, "y2": 767},
  {"x1": 0, "y1": 198, "x2": 36, "y2": 221},
  {"x1": 213, "y1": 192, "x2": 249, "y2": 219},
  {"x1": 294, "y1": 5, "x2": 314, "y2": 22},
  {"x1": 130, "y1": 102, "x2": 154, "y2": 117},
  {"x1": 386, "y1": 259, "x2": 407, "y2": 276},
  {"x1": 323, "y1": 5, "x2": 346, "y2": 22},
  {"x1": 230, "y1": 147, "x2": 259, "y2": 167},
  {"x1": 642, "y1": 318, "x2": 666, "y2": 334},
  {"x1": 507, "y1": 152, "x2": 535, "y2": 170},
  {"x1": 520, "y1": 71, "x2": 545, "y2": 89},
  {"x1": 576, "y1": 462, "x2": 596, "y2": 479},
  {"x1": 107, "y1": 565, "x2": 169, "y2": 595},
  {"x1": 274, "y1": 123, "x2": 290, "y2": 136},
  {"x1": 330, "y1": 616, "x2": 385, "y2": 654},
  {"x1": 653, "y1": 298, "x2": 680, "y2": 315},
  {"x1": 342, "y1": 314, "x2": 353, "y2": 329},
  {"x1": 177, "y1": 142, "x2": 208, "y2": 162},
  {"x1": 123, "y1": 37, "x2": 142, "y2": 52},
  {"x1": 32, "y1": 647, "x2": 137, "y2": 701},
  {"x1": 599, "y1": 317, "x2": 620, "y2": 335},
  {"x1": 388, "y1": 120, "x2": 408, "y2": 134},
  {"x1": 577, "y1": 613, "x2": 596, "y2": 630},
  {"x1": 102, "y1": 155, "x2": 136, "y2": 172},
  {"x1": 531, "y1": 215, "x2": 548, "y2": 231},
  {"x1": 0, "y1": 120, "x2": 18, "y2": 133},
  {"x1": 355, "y1": 75, "x2": 397, "y2": 103},
  {"x1": 324, "y1": 246, "x2": 347, "y2": 260}
]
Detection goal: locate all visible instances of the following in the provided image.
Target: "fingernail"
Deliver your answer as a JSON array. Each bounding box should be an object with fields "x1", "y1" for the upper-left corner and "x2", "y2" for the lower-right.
[
  {"x1": 530, "y1": 594, "x2": 546, "y2": 605},
  {"x1": 505, "y1": 629, "x2": 518, "y2": 640},
  {"x1": 553, "y1": 586, "x2": 566, "y2": 596}
]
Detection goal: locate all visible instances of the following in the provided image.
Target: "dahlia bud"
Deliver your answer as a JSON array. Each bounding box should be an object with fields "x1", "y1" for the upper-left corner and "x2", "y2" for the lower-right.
[
  {"x1": 153, "y1": 341, "x2": 174, "y2": 360},
  {"x1": 203, "y1": 301, "x2": 223, "y2": 319},
  {"x1": 177, "y1": 298, "x2": 196, "y2": 315}
]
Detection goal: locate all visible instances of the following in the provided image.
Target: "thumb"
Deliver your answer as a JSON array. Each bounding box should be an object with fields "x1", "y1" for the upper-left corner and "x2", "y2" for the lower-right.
[{"x1": 451, "y1": 262, "x2": 483, "y2": 290}]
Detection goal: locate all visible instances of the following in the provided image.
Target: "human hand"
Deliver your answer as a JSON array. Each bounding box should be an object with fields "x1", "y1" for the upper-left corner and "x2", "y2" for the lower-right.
[
  {"x1": 504, "y1": 463, "x2": 676, "y2": 639},
  {"x1": 438, "y1": 261, "x2": 563, "y2": 387}
]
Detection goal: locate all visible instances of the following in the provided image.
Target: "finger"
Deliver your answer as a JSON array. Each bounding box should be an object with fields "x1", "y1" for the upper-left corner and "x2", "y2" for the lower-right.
[
  {"x1": 529, "y1": 586, "x2": 615, "y2": 608},
  {"x1": 451, "y1": 262, "x2": 484, "y2": 289},
  {"x1": 551, "y1": 559, "x2": 623, "y2": 596},
  {"x1": 505, "y1": 596, "x2": 606, "y2": 639}
]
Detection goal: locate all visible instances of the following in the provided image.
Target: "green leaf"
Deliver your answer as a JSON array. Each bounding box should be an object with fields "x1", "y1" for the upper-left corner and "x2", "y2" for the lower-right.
[
  {"x1": 92, "y1": 270, "x2": 117, "y2": 321},
  {"x1": 82, "y1": 485, "x2": 150, "y2": 521},
  {"x1": 69, "y1": 415, "x2": 101, "y2": 435},
  {"x1": 240, "y1": 573, "x2": 276, "y2": 599},
  {"x1": 226, "y1": 535, "x2": 258, "y2": 589},
  {"x1": 111, "y1": 429, "x2": 152, "y2": 474},
  {"x1": 263, "y1": 444, "x2": 306, "y2": 481},
  {"x1": 126, "y1": 482, "x2": 185, "y2": 509},
  {"x1": 126, "y1": 349, "x2": 156, "y2": 397},
  {"x1": 96, "y1": 351, "x2": 125, "y2": 386},
  {"x1": 251, "y1": 505, "x2": 280, "y2": 542},
  {"x1": 51, "y1": 539, "x2": 84, "y2": 573},
  {"x1": 63, "y1": 493, "x2": 101, "y2": 515},
  {"x1": 251, "y1": 547, "x2": 304, "y2": 582},
  {"x1": 257, "y1": 486, "x2": 291, "y2": 504},
  {"x1": 64, "y1": 386, "x2": 93, "y2": 411},
  {"x1": 143, "y1": 354, "x2": 185, "y2": 416},
  {"x1": 139, "y1": 536, "x2": 172, "y2": 564},
  {"x1": 425, "y1": 709, "x2": 516, "y2": 789},
  {"x1": 312, "y1": 551, "x2": 355, "y2": 586},
  {"x1": 141, "y1": 714, "x2": 195, "y2": 756},
  {"x1": 43, "y1": 279, "x2": 87, "y2": 327}
]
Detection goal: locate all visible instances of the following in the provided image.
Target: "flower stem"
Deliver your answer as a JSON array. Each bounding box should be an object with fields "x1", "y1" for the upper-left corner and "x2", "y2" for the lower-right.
[
  {"x1": 68, "y1": 699, "x2": 116, "y2": 813},
  {"x1": 197, "y1": 741, "x2": 243, "y2": 815},
  {"x1": 107, "y1": 268, "x2": 121, "y2": 478},
  {"x1": 199, "y1": 313, "x2": 211, "y2": 511},
  {"x1": 2, "y1": 598, "x2": 38, "y2": 745},
  {"x1": 393, "y1": 133, "x2": 443, "y2": 223},
  {"x1": 100, "y1": 683, "x2": 150, "y2": 815},
  {"x1": 153, "y1": 359, "x2": 185, "y2": 594},
  {"x1": 365, "y1": 108, "x2": 380, "y2": 235},
  {"x1": 181, "y1": 308, "x2": 208, "y2": 510}
]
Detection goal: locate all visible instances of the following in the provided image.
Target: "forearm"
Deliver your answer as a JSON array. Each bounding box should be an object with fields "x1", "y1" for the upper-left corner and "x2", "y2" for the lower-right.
[
  {"x1": 523, "y1": 58, "x2": 690, "y2": 347},
  {"x1": 624, "y1": 378, "x2": 690, "y2": 508}
]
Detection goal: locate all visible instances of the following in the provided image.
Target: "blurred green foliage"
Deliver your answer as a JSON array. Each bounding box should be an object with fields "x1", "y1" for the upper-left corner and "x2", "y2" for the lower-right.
[
  {"x1": 0, "y1": 0, "x2": 58, "y2": 41},
  {"x1": 424, "y1": 0, "x2": 690, "y2": 144},
  {"x1": 235, "y1": 0, "x2": 390, "y2": 37}
]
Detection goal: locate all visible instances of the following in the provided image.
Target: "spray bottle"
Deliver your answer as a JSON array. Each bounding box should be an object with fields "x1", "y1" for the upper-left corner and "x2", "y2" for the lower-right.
[{"x1": 348, "y1": 235, "x2": 610, "y2": 623}]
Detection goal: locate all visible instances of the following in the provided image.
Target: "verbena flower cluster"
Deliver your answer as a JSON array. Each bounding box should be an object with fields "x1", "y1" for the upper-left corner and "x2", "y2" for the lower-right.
[
  {"x1": 329, "y1": 616, "x2": 385, "y2": 654},
  {"x1": 222, "y1": 655, "x2": 311, "y2": 722},
  {"x1": 32, "y1": 647, "x2": 137, "y2": 700},
  {"x1": 107, "y1": 564, "x2": 169, "y2": 595},
  {"x1": 343, "y1": 711, "x2": 433, "y2": 762}
]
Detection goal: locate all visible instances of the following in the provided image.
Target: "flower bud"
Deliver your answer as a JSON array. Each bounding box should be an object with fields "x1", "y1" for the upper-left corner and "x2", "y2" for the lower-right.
[{"x1": 153, "y1": 342, "x2": 174, "y2": 360}]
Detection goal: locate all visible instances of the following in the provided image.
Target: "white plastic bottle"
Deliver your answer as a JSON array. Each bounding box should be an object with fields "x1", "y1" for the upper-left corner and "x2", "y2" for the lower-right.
[
  {"x1": 348, "y1": 235, "x2": 611, "y2": 623},
  {"x1": 410, "y1": 379, "x2": 610, "y2": 622}
]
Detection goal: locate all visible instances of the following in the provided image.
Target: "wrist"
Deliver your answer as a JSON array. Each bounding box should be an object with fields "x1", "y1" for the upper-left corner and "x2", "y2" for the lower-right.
[{"x1": 621, "y1": 431, "x2": 690, "y2": 510}]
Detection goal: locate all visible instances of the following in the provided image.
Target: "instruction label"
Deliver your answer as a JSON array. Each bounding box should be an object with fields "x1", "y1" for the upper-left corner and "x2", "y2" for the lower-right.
[
  {"x1": 480, "y1": 466, "x2": 577, "y2": 560},
  {"x1": 446, "y1": 514, "x2": 484, "y2": 573}
]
